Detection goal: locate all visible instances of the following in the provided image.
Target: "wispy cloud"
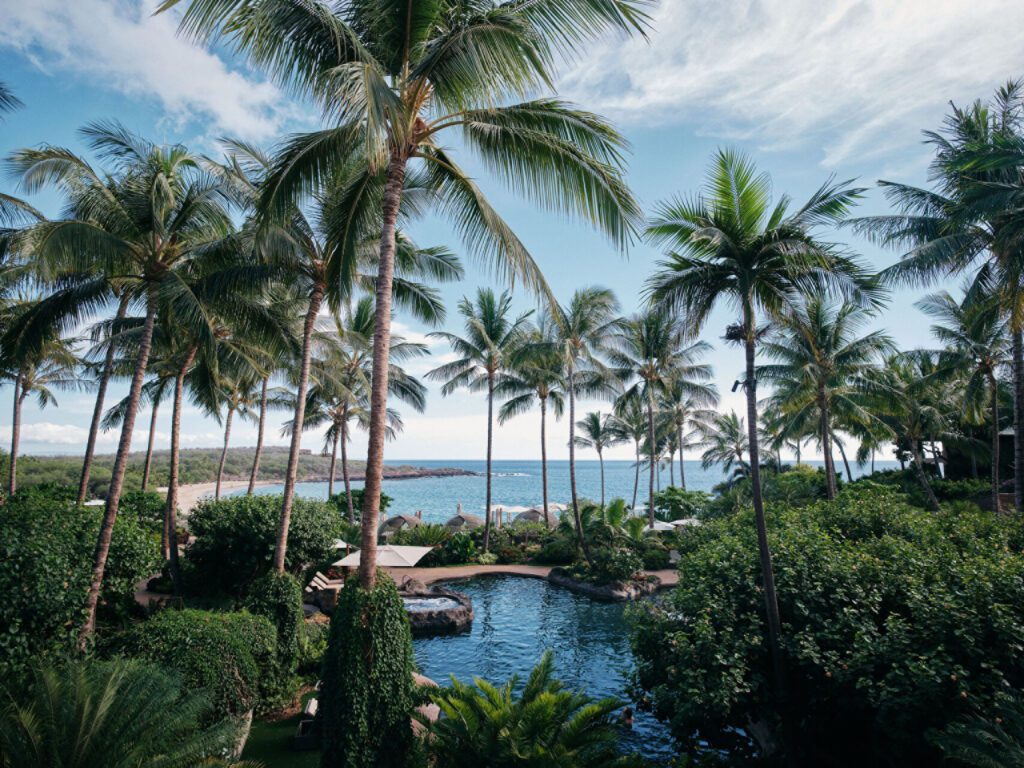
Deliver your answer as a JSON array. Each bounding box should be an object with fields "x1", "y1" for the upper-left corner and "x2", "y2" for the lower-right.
[
  {"x1": 560, "y1": 0, "x2": 1024, "y2": 165},
  {"x1": 1, "y1": 0, "x2": 298, "y2": 141}
]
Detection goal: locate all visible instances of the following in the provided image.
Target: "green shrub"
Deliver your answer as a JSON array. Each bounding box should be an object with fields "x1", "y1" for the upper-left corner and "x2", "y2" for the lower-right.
[
  {"x1": 244, "y1": 572, "x2": 304, "y2": 705},
  {"x1": 640, "y1": 545, "x2": 670, "y2": 571},
  {"x1": 632, "y1": 483, "x2": 1024, "y2": 765},
  {"x1": 119, "y1": 490, "x2": 167, "y2": 533},
  {"x1": 0, "y1": 488, "x2": 159, "y2": 686},
  {"x1": 495, "y1": 545, "x2": 527, "y2": 564},
  {"x1": 185, "y1": 494, "x2": 341, "y2": 596},
  {"x1": 859, "y1": 468, "x2": 989, "y2": 509},
  {"x1": 589, "y1": 547, "x2": 643, "y2": 584},
  {"x1": 438, "y1": 532, "x2": 477, "y2": 565},
  {"x1": 114, "y1": 608, "x2": 277, "y2": 718},
  {"x1": 535, "y1": 535, "x2": 576, "y2": 565},
  {"x1": 653, "y1": 486, "x2": 713, "y2": 521},
  {"x1": 320, "y1": 574, "x2": 415, "y2": 768},
  {"x1": 392, "y1": 523, "x2": 450, "y2": 547},
  {"x1": 476, "y1": 552, "x2": 498, "y2": 565},
  {"x1": 328, "y1": 489, "x2": 392, "y2": 520},
  {"x1": 298, "y1": 619, "x2": 330, "y2": 675}
]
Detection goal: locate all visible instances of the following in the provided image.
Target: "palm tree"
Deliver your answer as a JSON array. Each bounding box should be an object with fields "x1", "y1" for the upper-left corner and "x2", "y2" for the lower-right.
[
  {"x1": 0, "y1": 82, "x2": 21, "y2": 116},
  {"x1": 7, "y1": 123, "x2": 238, "y2": 642},
  {"x1": 0, "y1": 323, "x2": 79, "y2": 494},
  {"x1": 163, "y1": 0, "x2": 646, "y2": 590},
  {"x1": 699, "y1": 410, "x2": 750, "y2": 478},
  {"x1": 0, "y1": 659, "x2": 237, "y2": 767},
  {"x1": 210, "y1": 143, "x2": 457, "y2": 576},
  {"x1": 758, "y1": 298, "x2": 893, "y2": 499},
  {"x1": 496, "y1": 320, "x2": 565, "y2": 526},
  {"x1": 849, "y1": 80, "x2": 1024, "y2": 511},
  {"x1": 918, "y1": 290, "x2": 1010, "y2": 511},
  {"x1": 420, "y1": 651, "x2": 641, "y2": 768},
  {"x1": 608, "y1": 393, "x2": 648, "y2": 509},
  {"x1": 552, "y1": 288, "x2": 621, "y2": 559},
  {"x1": 429, "y1": 289, "x2": 532, "y2": 551},
  {"x1": 646, "y1": 148, "x2": 877, "y2": 757},
  {"x1": 573, "y1": 412, "x2": 620, "y2": 508},
  {"x1": 609, "y1": 309, "x2": 709, "y2": 527},
  {"x1": 657, "y1": 356, "x2": 719, "y2": 491},
  {"x1": 304, "y1": 299, "x2": 427, "y2": 519}
]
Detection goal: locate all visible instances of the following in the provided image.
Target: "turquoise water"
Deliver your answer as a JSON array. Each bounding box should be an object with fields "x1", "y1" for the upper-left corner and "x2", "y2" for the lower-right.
[
  {"x1": 246, "y1": 458, "x2": 897, "y2": 523},
  {"x1": 411, "y1": 575, "x2": 675, "y2": 762}
]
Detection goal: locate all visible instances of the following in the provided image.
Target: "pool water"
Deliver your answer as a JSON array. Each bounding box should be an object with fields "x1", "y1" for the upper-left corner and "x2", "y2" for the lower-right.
[{"x1": 411, "y1": 575, "x2": 675, "y2": 762}]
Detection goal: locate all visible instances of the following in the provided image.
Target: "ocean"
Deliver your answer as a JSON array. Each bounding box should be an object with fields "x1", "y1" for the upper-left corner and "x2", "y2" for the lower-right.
[{"x1": 243, "y1": 458, "x2": 899, "y2": 523}]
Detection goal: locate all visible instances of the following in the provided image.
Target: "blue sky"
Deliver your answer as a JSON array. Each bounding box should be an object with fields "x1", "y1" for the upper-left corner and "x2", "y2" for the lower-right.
[{"x1": 2, "y1": 0, "x2": 1024, "y2": 462}]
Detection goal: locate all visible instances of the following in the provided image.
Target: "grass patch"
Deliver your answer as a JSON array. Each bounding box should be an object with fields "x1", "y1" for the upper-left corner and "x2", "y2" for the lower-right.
[{"x1": 241, "y1": 691, "x2": 319, "y2": 768}]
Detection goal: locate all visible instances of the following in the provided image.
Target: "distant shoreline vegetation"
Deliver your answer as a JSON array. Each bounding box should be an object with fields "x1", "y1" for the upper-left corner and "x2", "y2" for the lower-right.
[{"x1": 0, "y1": 446, "x2": 473, "y2": 499}]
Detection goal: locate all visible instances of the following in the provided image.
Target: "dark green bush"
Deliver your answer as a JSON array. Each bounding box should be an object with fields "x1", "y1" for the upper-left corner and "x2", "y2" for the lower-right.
[
  {"x1": 535, "y1": 534, "x2": 577, "y2": 565},
  {"x1": 185, "y1": 494, "x2": 341, "y2": 596},
  {"x1": 437, "y1": 532, "x2": 477, "y2": 565},
  {"x1": 320, "y1": 574, "x2": 415, "y2": 768},
  {"x1": 119, "y1": 490, "x2": 167, "y2": 533},
  {"x1": 328, "y1": 489, "x2": 392, "y2": 520},
  {"x1": 297, "y1": 619, "x2": 330, "y2": 675},
  {"x1": 589, "y1": 547, "x2": 643, "y2": 584},
  {"x1": 653, "y1": 486, "x2": 713, "y2": 521},
  {"x1": 244, "y1": 572, "x2": 303, "y2": 705},
  {"x1": 632, "y1": 483, "x2": 1024, "y2": 765},
  {"x1": 640, "y1": 545, "x2": 670, "y2": 571},
  {"x1": 0, "y1": 488, "x2": 159, "y2": 686},
  {"x1": 114, "y1": 608, "x2": 276, "y2": 718},
  {"x1": 859, "y1": 468, "x2": 989, "y2": 509}
]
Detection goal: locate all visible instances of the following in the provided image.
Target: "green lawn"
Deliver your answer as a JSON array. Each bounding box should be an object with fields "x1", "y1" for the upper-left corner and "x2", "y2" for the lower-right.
[{"x1": 242, "y1": 692, "x2": 319, "y2": 768}]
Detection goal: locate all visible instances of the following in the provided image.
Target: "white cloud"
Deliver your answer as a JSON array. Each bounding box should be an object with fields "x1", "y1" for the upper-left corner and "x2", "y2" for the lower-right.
[
  {"x1": 1, "y1": 0, "x2": 297, "y2": 141},
  {"x1": 560, "y1": 0, "x2": 1024, "y2": 165}
]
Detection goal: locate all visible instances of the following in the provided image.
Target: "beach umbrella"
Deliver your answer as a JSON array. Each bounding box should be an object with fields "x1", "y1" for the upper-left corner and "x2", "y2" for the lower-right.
[
  {"x1": 332, "y1": 539, "x2": 350, "y2": 549},
  {"x1": 332, "y1": 544, "x2": 434, "y2": 568},
  {"x1": 645, "y1": 520, "x2": 675, "y2": 533},
  {"x1": 670, "y1": 518, "x2": 702, "y2": 528}
]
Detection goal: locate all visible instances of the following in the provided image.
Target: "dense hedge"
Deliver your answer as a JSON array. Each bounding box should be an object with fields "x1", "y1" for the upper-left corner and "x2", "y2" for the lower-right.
[
  {"x1": 244, "y1": 572, "x2": 303, "y2": 706},
  {"x1": 185, "y1": 494, "x2": 341, "y2": 596},
  {"x1": 652, "y1": 486, "x2": 713, "y2": 520},
  {"x1": 631, "y1": 483, "x2": 1024, "y2": 765},
  {"x1": 320, "y1": 574, "x2": 416, "y2": 768},
  {"x1": 0, "y1": 485, "x2": 159, "y2": 686},
  {"x1": 855, "y1": 468, "x2": 990, "y2": 508},
  {"x1": 114, "y1": 608, "x2": 277, "y2": 719}
]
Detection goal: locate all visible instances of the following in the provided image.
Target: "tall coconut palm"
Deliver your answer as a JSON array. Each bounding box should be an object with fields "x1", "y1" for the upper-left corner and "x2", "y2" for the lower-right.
[
  {"x1": 646, "y1": 148, "x2": 877, "y2": 758},
  {"x1": 758, "y1": 298, "x2": 893, "y2": 499},
  {"x1": 210, "y1": 142, "x2": 458, "y2": 574},
  {"x1": 850, "y1": 80, "x2": 1024, "y2": 511},
  {"x1": 0, "y1": 82, "x2": 21, "y2": 116},
  {"x1": 7, "y1": 123, "x2": 238, "y2": 642},
  {"x1": 163, "y1": 0, "x2": 646, "y2": 590},
  {"x1": 552, "y1": 288, "x2": 621, "y2": 559},
  {"x1": 304, "y1": 298, "x2": 427, "y2": 519},
  {"x1": 918, "y1": 290, "x2": 1010, "y2": 511},
  {"x1": 0, "y1": 322, "x2": 79, "y2": 494},
  {"x1": 429, "y1": 289, "x2": 532, "y2": 551},
  {"x1": 573, "y1": 411, "x2": 620, "y2": 508},
  {"x1": 609, "y1": 309, "x2": 709, "y2": 527},
  {"x1": 497, "y1": 325, "x2": 565, "y2": 526},
  {"x1": 657, "y1": 358, "x2": 719, "y2": 491},
  {"x1": 609, "y1": 392, "x2": 647, "y2": 509},
  {"x1": 698, "y1": 410, "x2": 749, "y2": 478}
]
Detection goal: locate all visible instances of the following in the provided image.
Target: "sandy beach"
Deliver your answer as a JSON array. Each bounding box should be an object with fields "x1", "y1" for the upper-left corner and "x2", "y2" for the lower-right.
[{"x1": 175, "y1": 480, "x2": 274, "y2": 515}]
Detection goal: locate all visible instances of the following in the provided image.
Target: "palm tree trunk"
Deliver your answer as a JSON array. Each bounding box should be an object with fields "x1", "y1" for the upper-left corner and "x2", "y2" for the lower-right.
[
  {"x1": 78, "y1": 293, "x2": 130, "y2": 504},
  {"x1": 598, "y1": 448, "x2": 606, "y2": 508},
  {"x1": 631, "y1": 440, "x2": 640, "y2": 509},
  {"x1": 328, "y1": 427, "x2": 339, "y2": 498},
  {"x1": 165, "y1": 345, "x2": 198, "y2": 595},
  {"x1": 1013, "y1": 329, "x2": 1024, "y2": 513},
  {"x1": 567, "y1": 362, "x2": 591, "y2": 561},
  {"x1": 742, "y1": 310, "x2": 792, "y2": 760},
  {"x1": 247, "y1": 376, "x2": 268, "y2": 495},
  {"x1": 668, "y1": 449, "x2": 675, "y2": 487},
  {"x1": 540, "y1": 396, "x2": 550, "y2": 527},
  {"x1": 911, "y1": 441, "x2": 941, "y2": 511},
  {"x1": 215, "y1": 405, "x2": 234, "y2": 500},
  {"x1": 80, "y1": 294, "x2": 157, "y2": 646},
  {"x1": 818, "y1": 386, "x2": 836, "y2": 499},
  {"x1": 8, "y1": 375, "x2": 23, "y2": 495},
  {"x1": 483, "y1": 373, "x2": 495, "y2": 549},
  {"x1": 990, "y1": 373, "x2": 1001, "y2": 513},
  {"x1": 341, "y1": 412, "x2": 354, "y2": 524},
  {"x1": 358, "y1": 151, "x2": 406, "y2": 591},
  {"x1": 678, "y1": 424, "x2": 687, "y2": 490},
  {"x1": 646, "y1": 387, "x2": 656, "y2": 527},
  {"x1": 272, "y1": 281, "x2": 325, "y2": 574},
  {"x1": 835, "y1": 436, "x2": 853, "y2": 482},
  {"x1": 796, "y1": 441, "x2": 801, "y2": 465},
  {"x1": 141, "y1": 399, "x2": 160, "y2": 492}
]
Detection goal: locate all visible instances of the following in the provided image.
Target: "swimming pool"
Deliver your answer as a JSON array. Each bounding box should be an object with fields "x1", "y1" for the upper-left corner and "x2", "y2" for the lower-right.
[{"x1": 411, "y1": 574, "x2": 675, "y2": 762}]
